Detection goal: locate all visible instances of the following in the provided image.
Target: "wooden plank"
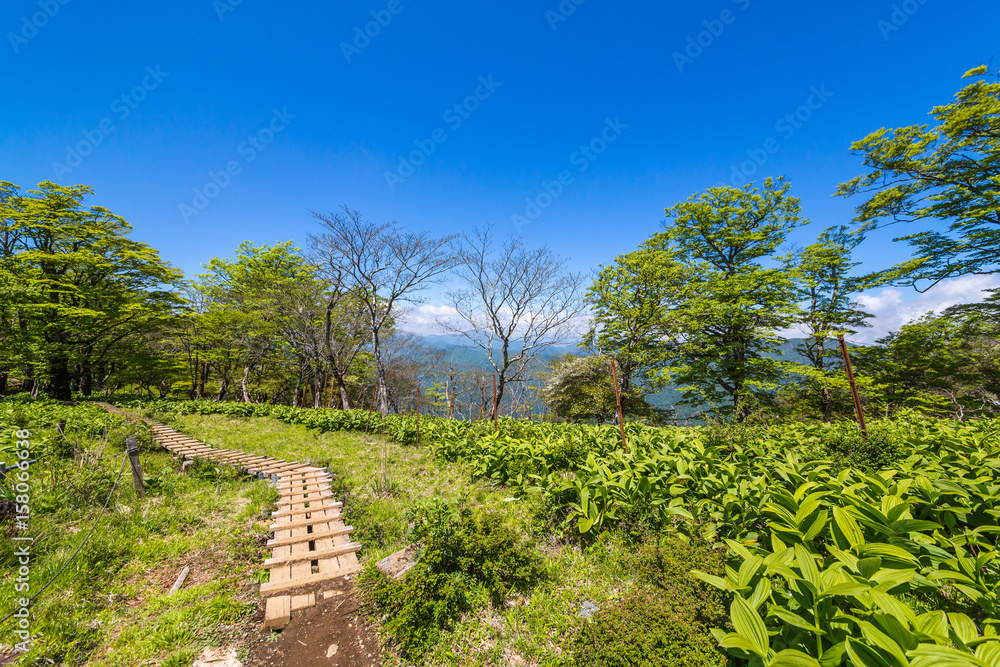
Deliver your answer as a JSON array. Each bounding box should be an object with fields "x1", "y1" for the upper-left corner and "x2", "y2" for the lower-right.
[
  {"x1": 278, "y1": 470, "x2": 330, "y2": 480},
  {"x1": 268, "y1": 513, "x2": 342, "y2": 532},
  {"x1": 258, "y1": 462, "x2": 306, "y2": 474},
  {"x1": 279, "y1": 491, "x2": 334, "y2": 504},
  {"x1": 276, "y1": 467, "x2": 327, "y2": 477},
  {"x1": 290, "y1": 593, "x2": 315, "y2": 611},
  {"x1": 266, "y1": 525, "x2": 353, "y2": 547},
  {"x1": 269, "y1": 502, "x2": 343, "y2": 519},
  {"x1": 268, "y1": 508, "x2": 342, "y2": 528},
  {"x1": 259, "y1": 562, "x2": 362, "y2": 595},
  {"x1": 276, "y1": 480, "x2": 331, "y2": 492},
  {"x1": 263, "y1": 542, "x2": 362, "y2": 568},
  {"x1": 263, "y1": 596, "x2": 291, "y2": 629}
]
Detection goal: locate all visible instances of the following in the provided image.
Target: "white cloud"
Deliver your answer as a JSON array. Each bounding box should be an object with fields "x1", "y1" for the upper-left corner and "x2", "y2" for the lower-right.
[
  {"x1": 398, "y1": 303, "x2": 459, "y2": 336},
  {"x1": 852, "y1": 275, "x2": 1000, "y2": 343}
]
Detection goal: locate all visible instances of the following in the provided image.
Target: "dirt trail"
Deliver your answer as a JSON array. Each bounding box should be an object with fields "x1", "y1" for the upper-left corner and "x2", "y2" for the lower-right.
[{"x1": 246, "y1": 578, "x2": 380, "y2": 666}]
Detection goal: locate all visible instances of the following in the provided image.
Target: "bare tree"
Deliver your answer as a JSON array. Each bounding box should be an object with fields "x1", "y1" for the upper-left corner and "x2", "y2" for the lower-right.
[
  {"x1": 309, "y1": 206, "x2": 457, "y2": 415},
  {"x1": 320, "y1": 273, "x2": 372, "y2": 410},
  {"x1": 437, "y1": 225, "x2": 585, "y2": 419}
]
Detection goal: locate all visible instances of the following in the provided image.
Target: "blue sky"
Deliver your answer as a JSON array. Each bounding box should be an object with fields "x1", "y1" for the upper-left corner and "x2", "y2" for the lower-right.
[{"x1": 3, "y1": 1, "x2": 999, "y2": 341}]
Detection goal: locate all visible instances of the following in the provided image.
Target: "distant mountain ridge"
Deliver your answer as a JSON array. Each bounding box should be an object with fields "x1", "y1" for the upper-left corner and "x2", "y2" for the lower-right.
[{"x1": 417, "y1": 335, "x2": 830, "y2": 421}]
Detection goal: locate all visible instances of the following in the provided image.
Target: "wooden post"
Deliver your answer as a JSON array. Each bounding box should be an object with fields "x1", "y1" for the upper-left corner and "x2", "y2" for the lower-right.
[
  {"x1": 610, "y1": 358, "x2": 627, "y2": 453},
  {"x1": 492, "y1": 374, "x2": 498, "y2": 434},
  {"x1": 837, "y1": 334, "x2": 868, "y2": 442},
  {"x1": 125, "y1": 437, "x2": 145, "y2": 498}
]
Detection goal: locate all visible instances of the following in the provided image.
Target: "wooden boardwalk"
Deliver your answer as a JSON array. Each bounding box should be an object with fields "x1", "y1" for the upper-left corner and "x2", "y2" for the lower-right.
[{"x1": 97, "y1": 404, "x2": 361, "y2": 627}]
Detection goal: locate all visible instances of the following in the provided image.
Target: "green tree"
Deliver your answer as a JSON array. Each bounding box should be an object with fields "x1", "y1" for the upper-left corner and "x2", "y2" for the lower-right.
[
  {"x1": 586, "y1": 178, "x2": 804, "y2": 420},
  {"x1": 661, "y1": 178, "x2": 804, "y2": 419},
  {"x1": 0, "y1": 181, "x2": 183, "y2": 400},
  {"x1": 196, "y1": 241, "x2": 314, "y2": 403},
  {"x1": 540, "y1": 354, "x2": 653, "y2": 423},
  {"x1": 784, "y1": 226, "x2": 873, "y2": 419},
  {"x1": 837, "y1": 65, "x2": 1000, "y2": 290},
  {"x1": 855, "y1": 293, "x2": 1000, "y2": 418},
  {"x1": 584, "y1": 244, "x2": 691, "y2": 397}
]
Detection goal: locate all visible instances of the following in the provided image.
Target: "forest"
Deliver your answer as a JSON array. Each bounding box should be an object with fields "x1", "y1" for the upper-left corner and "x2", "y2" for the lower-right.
[{"x1": 3, "y1": 68, "x2": 1000, "y2": 426}]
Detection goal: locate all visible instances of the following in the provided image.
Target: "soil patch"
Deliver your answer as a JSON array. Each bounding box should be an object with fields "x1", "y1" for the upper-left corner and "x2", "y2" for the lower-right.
[{"x1": 246, "y1": 578, "x2": 380, "y2": 667}]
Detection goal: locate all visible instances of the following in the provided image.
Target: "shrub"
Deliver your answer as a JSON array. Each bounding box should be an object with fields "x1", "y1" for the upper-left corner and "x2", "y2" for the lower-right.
[
  {"x1": 822, "y1": 419, "x2": 906, "y2": 470},
  {"x1": 186, "y1": 458, "x2": 242, "y2": 483},
  {"x1": 456, "y1": 509, "x2": 543, "y2": 605},
  {"x1": 360, "y1": 561, "x2": 471, "y2": 661},
  {"x1": 571, "y1": 589, "x2": 727, "y2": 667},
  {"x1": 571, "y1": 539, "x2": 729, "y2": 667},
  {"x1": 701, "y1": 414, "x2": 767, "y2": 453},
  {"x1": 359, "y1": 499, "x2": 543, "y2": 661}
]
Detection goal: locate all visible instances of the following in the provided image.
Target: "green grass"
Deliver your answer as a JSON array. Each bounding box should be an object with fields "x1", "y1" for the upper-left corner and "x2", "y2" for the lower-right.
[{"x1": 0, "y1": 402, "x2": 282, "y2": 666}]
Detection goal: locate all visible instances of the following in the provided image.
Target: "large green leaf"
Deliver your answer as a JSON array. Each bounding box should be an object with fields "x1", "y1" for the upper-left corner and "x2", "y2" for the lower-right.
[{"x1": 731, "y1": 593, "x2": 770, "y2": 657}]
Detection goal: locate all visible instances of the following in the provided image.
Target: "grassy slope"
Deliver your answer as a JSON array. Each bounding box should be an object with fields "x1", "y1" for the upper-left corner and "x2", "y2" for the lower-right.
[
  {"x1": 0, "y1": 406, "x2": 281, "y2": 666},
  {"x1": 164, "y1": 411, "x2": 646, "y2": 666}
]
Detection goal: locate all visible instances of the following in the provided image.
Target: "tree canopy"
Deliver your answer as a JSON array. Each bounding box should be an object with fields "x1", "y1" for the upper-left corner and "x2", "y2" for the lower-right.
[{"x1": 837, "y1": 66, "x2": 1000, "y2": 291}]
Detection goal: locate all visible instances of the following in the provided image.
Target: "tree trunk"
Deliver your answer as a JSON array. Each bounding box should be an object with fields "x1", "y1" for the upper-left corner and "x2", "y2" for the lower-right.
[
  {"x1": 198, "y1": 364, "x2": 208, "y2": 399},
  {"x1": 241, "y1": 365, "x2": 252, "y2": 403},
  {"x1": 48, "y1": 347, "x2": 72, "y2": 401},
  {"x1": 216, "y1": 376, "x2": 229, "y2": 402},
  {"x1": 446, "y1": 377, "x2": 455, "y2": 419},
  {"x1": 331, "y1": 367, "x2": 351, "y2": 409},
  {"x1": 80, "y1": 352, "x2": 93, "y2": 397},
  {"x1": 494, "y1": 369, "x2": 508, "y2": 420},
  {"x1": 189, "y1": 354, "x2": 200, "y2": 400},
  {"x1": 312, "y1": 367, "x2": 323, "y2": 408},
  {"x1": 372, "y1": 326, "x2": 390, "y2": 416},
  {"x1": 0, "y1": 372, "x2": 7, "y2": 396},
  {"x1": 821, "y1": 387, "x2": 834, "y2": 422},
  {"x1": 292, "y1": 359, "x2": 306, "y2": 407},
  {"x1": 22, "y1": 364, "x2": 35, "y2": 395}
]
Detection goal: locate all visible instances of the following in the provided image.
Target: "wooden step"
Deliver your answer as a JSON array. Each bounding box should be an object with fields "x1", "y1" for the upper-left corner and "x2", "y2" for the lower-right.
[
  {"x1": 270, "y1": 502, "x2": 344, "y2": 520},
  {"x1": 255, "y1": 462, "x2": 305, "y2": 474},
  {"x1": 263, "y1": 542, "x2": 362, "y2": 568},
  {"x1": 279, "y1": 491, "x2": 334, "y2": 504},
  {"x1": 276, "y1": 478, "x2": 332, "y2": 491},
  {"x1": 280, "y1": 466, "x2": 330, "y2": 482},
  {"x1": 259, "y1": 562, "x2": 362, "y2": 595},
  {"x1": 270, "y1": 512, "x2": 342, "y2": 532},
  {"x1": 266, "y1": 525, "x2": 353, "y2": 547},
  {"x1": 262, "y1": 595, "x2": 291, "y2": 629}
]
